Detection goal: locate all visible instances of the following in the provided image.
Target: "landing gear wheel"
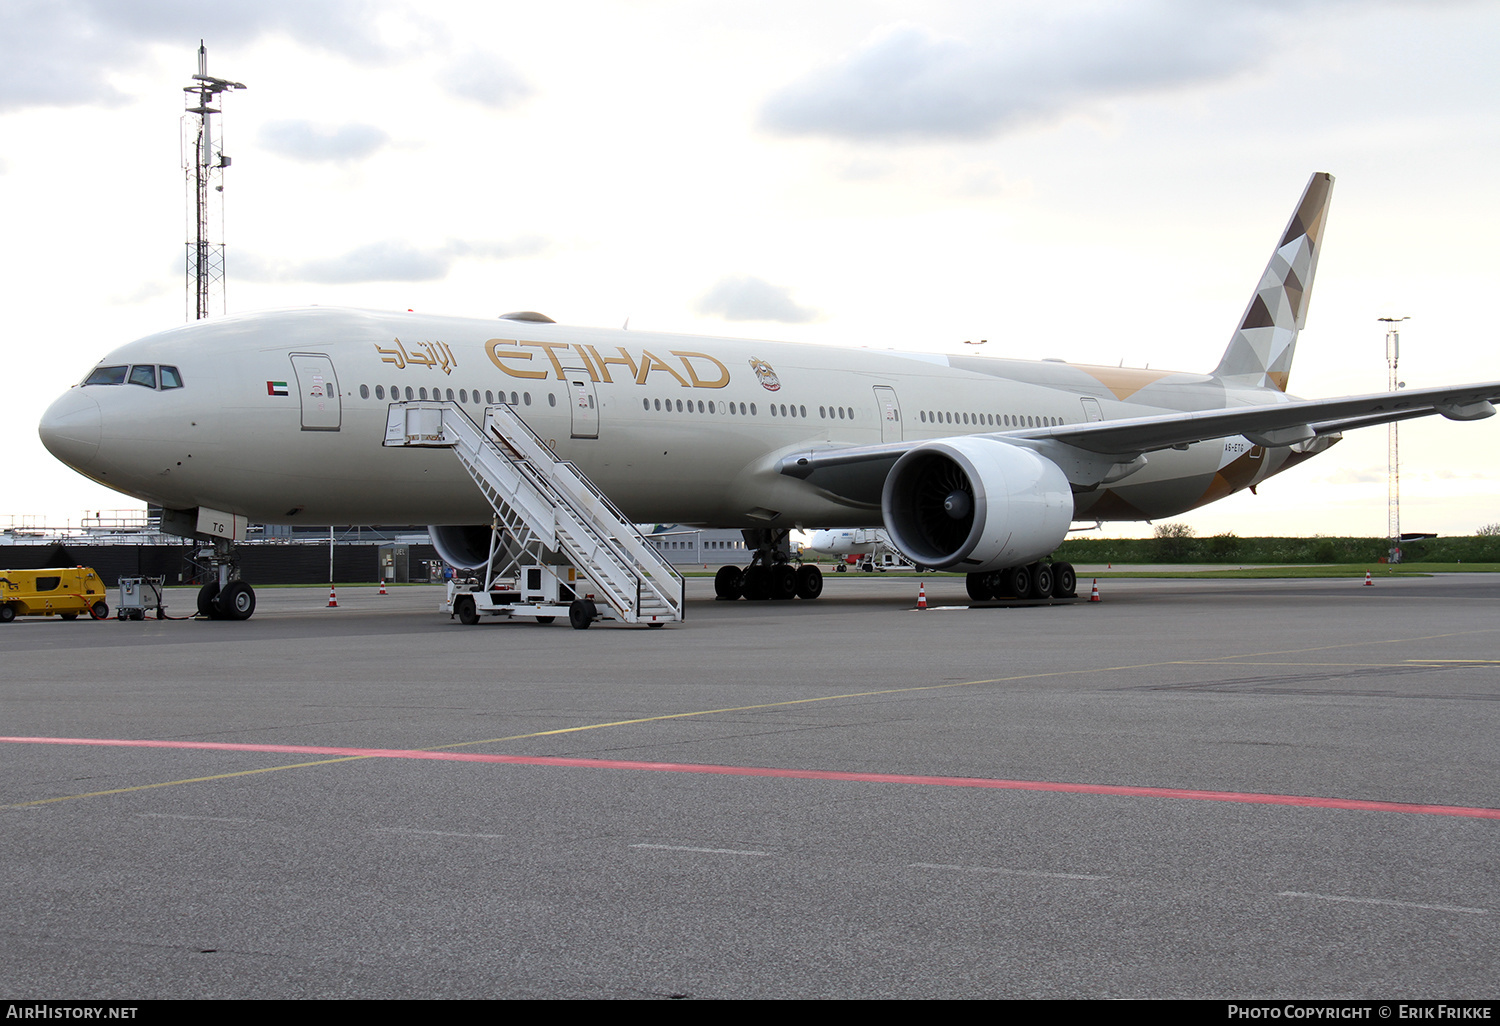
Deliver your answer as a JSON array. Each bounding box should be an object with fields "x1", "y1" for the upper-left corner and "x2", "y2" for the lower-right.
[
  {"x1": 215, "y1": 581, "x2": 256, "y2": 621},
  {"x1": 197, "y1": 582, "x2": 222, "y2": 620},
  {"x1": 457, "y1": 596, "x2": 479, "y2": 625},
  {"x1": 741, "y1": 566, "x2": 771, "y2": 600},
  {"x1": 1051, "y1": 562, "x2": 1077, "y2": 598},
  {"x1": 770, "y1": 564, "x2": 798, "y2": 600},
  {"x1": 1029, "y1": 563, "x2": 1054, "y2": 600},
  {"x1": 568, "y1": 598, "x2": 597, "y2": 630},
  {"x1": 965, "y1": 573, "x2": 994, "y2": 602},
  {"x1": 0, "y1": 604, "x2": 14, "y2": 624},
  {"x1": 714, "y1": 565, "x2": 744, "y2": 600},
  {"x1": 795, "y1": 564, "x2": 823, "y2": 600},
  {"x1": 1002, "y1": 565, "x2": 1032, "y2": 599},
  {"x1": 90, "y1": 601, "x2": 109, "y2": 620}
]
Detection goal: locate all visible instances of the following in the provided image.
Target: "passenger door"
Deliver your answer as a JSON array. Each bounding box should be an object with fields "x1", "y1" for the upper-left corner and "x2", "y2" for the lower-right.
[{"x1": 290, "y1": 353, "x2": 341, "y2": 432}]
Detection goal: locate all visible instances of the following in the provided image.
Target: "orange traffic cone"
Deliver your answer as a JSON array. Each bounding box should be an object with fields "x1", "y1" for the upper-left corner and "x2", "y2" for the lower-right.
[
  {"x1": 327, "y1": 585, "x2": 338, "y2": 607},
  {"x1": 917, "y1": 582, "x2": 927, "y2": 610},
  {"x1": 379, "y1": 579, "x2": 387, "y2": 595},
  {"x1": 1089, "y1": 579, "x2": 1101, "y2": 602},
  {"x1": 1363, "y1": 571, "x2": 1373, "y2": 587}
]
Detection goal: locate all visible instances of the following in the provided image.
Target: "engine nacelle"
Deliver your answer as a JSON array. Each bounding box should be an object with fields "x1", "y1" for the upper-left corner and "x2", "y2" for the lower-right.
[
  {"x1": 881, "y1": 438, "x2": 1073, "y2": 572},
  {"x1": 427, "y1": 524, "x2": 497, "y2": 570}
]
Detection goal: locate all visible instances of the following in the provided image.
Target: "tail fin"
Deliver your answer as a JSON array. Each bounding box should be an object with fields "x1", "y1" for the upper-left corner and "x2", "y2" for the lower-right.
[{"x1": 1212, "y1": 172, "x2": 1334, "y2": 392}]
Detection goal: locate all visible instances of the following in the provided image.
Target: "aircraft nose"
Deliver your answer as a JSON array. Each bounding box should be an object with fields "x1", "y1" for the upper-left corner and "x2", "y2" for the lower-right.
[{"x1": 39, "y1": 388, "x2": 102, "y2": 470}]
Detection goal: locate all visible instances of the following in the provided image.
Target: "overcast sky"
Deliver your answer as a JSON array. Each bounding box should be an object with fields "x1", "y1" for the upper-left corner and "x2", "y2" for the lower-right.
[{"x1": 4, "y1": 0, "x2": 1499, "y2": 538}]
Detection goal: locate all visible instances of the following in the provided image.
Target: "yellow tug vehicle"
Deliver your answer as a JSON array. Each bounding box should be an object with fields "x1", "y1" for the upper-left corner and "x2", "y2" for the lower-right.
[{"x1": 0, "y1": 567, "x2": 109, "y2": 623}]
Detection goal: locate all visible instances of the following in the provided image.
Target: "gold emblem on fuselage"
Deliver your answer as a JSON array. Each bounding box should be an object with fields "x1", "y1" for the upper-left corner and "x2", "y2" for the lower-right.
[{"x1": 749, "y1": 358, "x2": 780, "y2": 392}]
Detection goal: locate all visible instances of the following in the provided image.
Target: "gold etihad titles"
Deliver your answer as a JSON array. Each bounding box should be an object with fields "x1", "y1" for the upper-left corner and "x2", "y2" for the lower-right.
[
  {"x1": 484, "y1": 339, "x2": 731, "y2": 388},
  {"x1": 375, "y1": 339, "x2": 457, "y2": 375}
]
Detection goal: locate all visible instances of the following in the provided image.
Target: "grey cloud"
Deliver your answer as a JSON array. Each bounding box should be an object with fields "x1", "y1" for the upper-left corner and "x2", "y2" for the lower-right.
[
  {"x1": 441, "y1": 52, "x2": 532, "y2": 109},
  {"x1": 259, "y1": 121, "x2": 391, "y2": 163},
  {"x1": 760, "y1": 4, "x2": 1321, "y2": 142},
  {"x1": 237, "y1": 236, "x2": 548, "y2": 285},
  {"x1": 695, "y1": 275, "x2": 820, "y2": 324},
  {"x1": 0, "y1": 0, "x2": 393, "y2": 113}
]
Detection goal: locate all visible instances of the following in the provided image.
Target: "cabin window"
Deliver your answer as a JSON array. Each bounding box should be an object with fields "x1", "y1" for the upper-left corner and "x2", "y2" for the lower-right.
[
  {"x1": 548, "y1": 393, "x2": 556, "y2": 407},
  {"x1": 375, "y1": 385, "x2": 385, "y2": 399},
  {"x1": 360, "y1": 384, "x2": 370, "y2": 399}
]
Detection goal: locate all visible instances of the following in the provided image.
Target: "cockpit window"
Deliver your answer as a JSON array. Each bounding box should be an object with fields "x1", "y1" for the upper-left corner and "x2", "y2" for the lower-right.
[
  {"x1": 128, "y1": 365, "x2": 157, "y2": 389},
  {"x1": 84, "y1": 365, "x2": 127, "y2": 386},
  {"x1": 160, "y1": 366, "x2": 183, "y2": 389}
]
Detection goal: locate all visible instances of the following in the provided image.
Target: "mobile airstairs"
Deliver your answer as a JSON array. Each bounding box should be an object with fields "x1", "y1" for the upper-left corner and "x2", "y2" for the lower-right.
[{"x1": 384, "y1": 401, "x2": 685, "y2": 629}]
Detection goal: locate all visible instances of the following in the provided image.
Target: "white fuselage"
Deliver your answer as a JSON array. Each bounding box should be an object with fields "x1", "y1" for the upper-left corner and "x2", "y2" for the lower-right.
[{"x1": 39, "y1": 307, "x2": 1308, "y2": 530}]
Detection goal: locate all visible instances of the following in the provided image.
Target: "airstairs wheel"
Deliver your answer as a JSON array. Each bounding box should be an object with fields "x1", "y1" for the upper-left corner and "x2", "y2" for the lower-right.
[{"x1": 568, "y1": 598, "x2": 597, "y2": 630}]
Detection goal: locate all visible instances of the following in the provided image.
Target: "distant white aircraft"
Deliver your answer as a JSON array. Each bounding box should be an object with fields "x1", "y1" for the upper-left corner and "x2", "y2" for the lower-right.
[
  {"x1": 804, "y1": 528, "x2": 909, "y2": 572},
  {"x1": 38, "y1": 173, "x2": 1500, "y2": 618}
]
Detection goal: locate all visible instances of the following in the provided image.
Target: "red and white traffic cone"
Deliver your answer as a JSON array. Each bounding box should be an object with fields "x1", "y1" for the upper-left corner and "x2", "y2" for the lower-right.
[
  {"x1": 1363, "y1": 571, "x2": 1373, "y2": 587},
  {"x1": 378, "y1": 579, "x2": 387, "y2": 595},
  {"x1": 327, "y1": 585, "x2": 338, "y2": 607},
  {"x1": 1089, "y1": 579, "x2": 1101, "y2": 602},
  {"x1": 917, "y1": 581, "x2": 927, "y2": 610}
]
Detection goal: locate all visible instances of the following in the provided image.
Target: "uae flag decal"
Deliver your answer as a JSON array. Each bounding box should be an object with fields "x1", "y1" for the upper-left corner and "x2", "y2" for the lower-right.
[{"x1": 267, "y1": 381, "x2": 289, "y2": 396}]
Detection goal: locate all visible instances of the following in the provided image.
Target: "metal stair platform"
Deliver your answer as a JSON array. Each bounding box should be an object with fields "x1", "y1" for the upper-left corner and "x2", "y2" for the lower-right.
[{"x1": 384, "y1": 401, "x2": 684, "y2": 628}]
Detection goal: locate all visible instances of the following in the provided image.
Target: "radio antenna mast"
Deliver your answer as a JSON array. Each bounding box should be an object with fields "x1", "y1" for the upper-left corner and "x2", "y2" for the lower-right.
[{"x1": 182, "y1": 42, "x2": 246, "y2": 321}]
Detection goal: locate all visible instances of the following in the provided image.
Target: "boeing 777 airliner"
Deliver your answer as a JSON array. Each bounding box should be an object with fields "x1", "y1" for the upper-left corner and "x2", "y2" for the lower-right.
[{"x1": 36, "y1": 173, "x2": 1500, "y2": 619}]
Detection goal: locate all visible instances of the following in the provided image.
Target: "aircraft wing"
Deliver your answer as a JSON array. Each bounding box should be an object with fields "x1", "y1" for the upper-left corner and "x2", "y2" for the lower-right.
[{"x1": 778, "y1": 380, "x2": 1500, "y2": 501}]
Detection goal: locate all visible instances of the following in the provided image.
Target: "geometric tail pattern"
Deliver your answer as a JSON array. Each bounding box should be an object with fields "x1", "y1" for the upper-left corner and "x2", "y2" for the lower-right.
[{"x1": 1212, "y1": 172, "x2": 1334, "y2": 393}]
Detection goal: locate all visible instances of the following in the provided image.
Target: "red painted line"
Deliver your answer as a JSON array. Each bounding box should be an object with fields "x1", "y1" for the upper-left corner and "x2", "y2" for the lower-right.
[{"x1": 4, "y1": 735, "x2": 1499, "y2": 819}]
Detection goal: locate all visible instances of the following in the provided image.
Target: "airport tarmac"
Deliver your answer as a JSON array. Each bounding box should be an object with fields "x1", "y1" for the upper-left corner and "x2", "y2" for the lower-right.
[{"x1": 3, "y1": 574, "x2": 1497, "y2": 999}]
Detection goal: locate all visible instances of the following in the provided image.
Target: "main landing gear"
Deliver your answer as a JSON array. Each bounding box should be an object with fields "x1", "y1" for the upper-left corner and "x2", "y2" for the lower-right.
[
  {"x1": 194, "y1": 538, "x2": 257, "y2": 621},
  {"x1": 964, "y1": 561, "x2": 1077, "y2": 601},
  {"x1": 714, "y1": 528, "x2": 824, "y2": 602}
]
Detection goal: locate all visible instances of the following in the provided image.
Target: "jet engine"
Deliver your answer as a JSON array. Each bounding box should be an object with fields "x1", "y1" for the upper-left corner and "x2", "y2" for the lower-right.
[
  {"x1": 881, "y1": 438, "x2": 1073, "y2": 572},
  {"x1": 427, "y1": 524, "x2": 499, "y2": 570}
]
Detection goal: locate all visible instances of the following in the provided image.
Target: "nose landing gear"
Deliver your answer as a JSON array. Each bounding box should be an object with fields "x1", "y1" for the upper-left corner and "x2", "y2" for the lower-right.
[{"x1": 193, "y1": 539, "x2": 257, "y2": 621}]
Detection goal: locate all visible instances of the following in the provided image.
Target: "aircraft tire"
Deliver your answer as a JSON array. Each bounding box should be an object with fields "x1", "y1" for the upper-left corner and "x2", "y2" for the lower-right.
[
  {"x1": 1052, "y1": 562, "x2": 1077, "y2": 598},
  {"x1": 741, "y1": 566, "x2": 771, "y2": 600},
  {"x1": 795, "y1": 564, "x2": 823, "y2": 600},
  {"x1": 1002, "y1": 565, "x2": 1031, "y2": 599},
  {"x1": 457, "y1": 596, "x2": 480, "y2": 625},
  {"x1": 714, "y1": 565, "x2": 743, "y2": 600},
  {"x1": 197, "y1": 582, "x2": 222, "y2": 619},
  {"x1": 770, "y1": 564, "x2": 798, "y2": 600},
  {"x1": 216, "y1": 581, "x2": 256, "y2": 621},
  {"x1": 965, "y1": 573, "x2": 994, "y2": 602},
  {"x1": 0, "y1": 604, "x2": 14, "y2": 624},
  {"x1": 1028, "y1": 563, "x2": 1054, "y2": 600},
  {"x1": 568, "y1": 598, "x2": 596, "y2": 630}
]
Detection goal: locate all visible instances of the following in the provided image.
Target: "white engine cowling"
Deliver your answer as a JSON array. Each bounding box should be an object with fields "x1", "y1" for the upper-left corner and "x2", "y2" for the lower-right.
[
  {"x1": 427, "y1": 524, "x2": 497, "y2": 570},
  {"x1": 881, "y1": 438, "x2": 1073, "y2": 572}
]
